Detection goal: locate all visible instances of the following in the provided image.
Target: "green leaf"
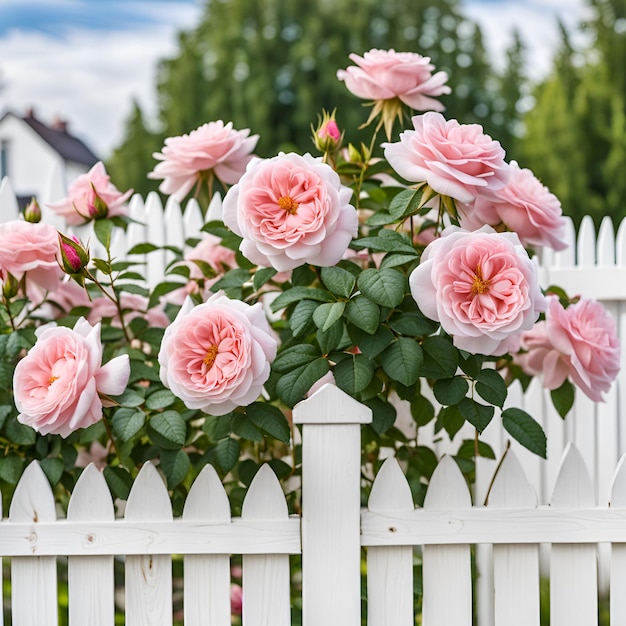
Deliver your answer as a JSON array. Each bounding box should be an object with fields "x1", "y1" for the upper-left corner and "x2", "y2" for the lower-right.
[
  {"x1": 276, "y1": 358, "x2": 330, "y2": 407},
  {"x1": 456, "y1": 439, "x2": 496, "y2": 460},
  {"x1": 388, "y1": 188, "x2": 424, "y2": 220},
  {"x1": 313, "y1": 302, "x2": 346, "y2": 332},
  {"x1": 112, "y1": 408, "x2": 146, "y2": 441},
  {"x1": 379, "y1": 253, "x2": 422, "y2": 270},
  {"x1": 113, "y1": 389, "x2": 145, "y2": 408},
  {"x1": 0, "y1": 453, "x2": 24, "y2": 484},
  {"x1": 345, "y1": 295, "x2": 380, "y2": 334},
  {"x1": 160, "y1": 449, "x2": 191, "y2": 489},
  {"x1": 334, "y1": 354, "x2": 376, "y2": 395},
  {"x1": 316, "y1": 320, "x2": 345, "y2": 354},
  {"x1": 388, "y1": 311, "x2": 439, "y2": 337},
  {"x1": 253, "y1": 267, "x2": 277, "y2": 291},
  {"x1": 289, "y1": 300, "x2": 319, "y2": 338},
  {"x1": 458, "y1": 398, "x2": 494, "y2": 433},
  {"x1": 436, "y1": 405, "x2": 465, "y2": 439},
  {"x1": 410, "y1": 394, "x2": 435, "y2": 427},
  {"x1": 273, "y1": 344, "x2": 321, "y2": 373},
  {"x1": 129, "y1": 360, "x2": 162, "y2": 384},
  {"x1": 128, "y1": 242, "x2": 159, "y2": 255},
  {"x1": 148, "y1": 411, "x2": 187, "y2": 449},
  {"x1": 231, "y1": 414, "x2": 263, "y2": 442},
  {"x1": 351, "y1": 325, "x2": 395, "y2": 359},
  {"x1": 145, "y1": 389, "x2": 177, "y2": 411},
  {"x1": 320, "y1": 266, "x2": 356, "y2": 298},
  {"x1": 202, "y1": 413, "x2": 233, "y2": 441},
  {"x1": 211, "y1": 268, "x2": 252, "y2": 291},
  {"x1": 365, "y1": 211, "x2": 396, "y2": 226},
  {"x1": 551, "y1": 379, "x2": 575, "y2": 418},
  {"x1": 94, "y1": 218, "x2": 114, "y2": 248},
  {"x1": 365, "y1": 397, "x2": 397, "y2": 435},
  {"x1": 433, "y1": 376, "x2": 469, "y2": 406},
  {"x1": 40, "y1": 458, "x2": 64, "y2": 486},
  {"x1": 502, "y1": 408, "x2": 547, "y2": 458},
  {"x1": 357, "y1": 268, "x2": 406, "y2": 308},
  {"x1": 4, "y1": 417, "x2": 36, "y2": 445},
  {"x1": 103, "y1": 466, "x2": 133, "y2": 500},
  {"x1": 421, "y1": 336, "x2": 458, "y2": 379},
  {"x1": 271, "y1": 287, "x2": 334, "y2": 312},
  {"x1": 459, "y1": 353, "x2": 483, "y2": 378},
  {"x1": 475, "y1": 369, "x2": 508, "y2": 408},
  {"x1": 247, "y1": 403, "x2": 291, "y2": 443},
  {"x1": 0, "y1": 405, "x2": 13, "y2": 431},
  {"x1": 352, "y1": 230, "x2": 417, "y2": 254},
  {"x1": 291, "y1": 264, "x2": 317, "y2": 286},
  {"x1": 214, "y1": 437, "x2": 240, "y2": 474},
  {"x1": 381, "y1": 338, "x2": 423, "y2": 386},
  {"x1": 148, "y1": 281, "x2": 187, "y2": 309}
]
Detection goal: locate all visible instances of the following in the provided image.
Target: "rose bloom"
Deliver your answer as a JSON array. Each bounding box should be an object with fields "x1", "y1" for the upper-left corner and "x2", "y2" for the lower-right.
[
  {"x1": 336, "y1": 49, "x2": 450, "y2": 112},
  {"x1": 222, "y1": 152, "x2": 358, "y2": 272},
  {"x1": 158, "y1": 292, "x2": 277, "y2": 416},
  {"x1": 185, "y1": 233, "x2": 237, "y2": 281},
  {"x1": 230, "y1": 584, "x2": 243, "y2": 615},
  {"x1": 148, "y1": 121, "x2": 259, "y2": 201},
  {"x1": 515, "y1": 295, "x2": 620, "y2": 402},
  {"x1": 47, "y1": 161, "x2": 132, "y2": 226},
  {"x1": 13, "y1": 318, "x2": 130, "y2": 437},
  {"x1": 410, "y1": 226, "x2": 546, "y2": 356},
  {"x1": 459, "y1": 161, "x2": 568, "y2": 251},
  {"x1": 383, "y1": 112, "x2": 510, "y2": 204},
  {"x1": 0, "y1": 220, "x2": 64, "y2": 291}
]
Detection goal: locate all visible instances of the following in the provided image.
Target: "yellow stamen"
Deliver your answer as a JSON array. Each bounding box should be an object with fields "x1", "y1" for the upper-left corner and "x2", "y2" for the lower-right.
[
  {"x1": 278, "y1": 196, "x2": 299, "y2": 215},
  {"x1": 203, "y1": 345, "x2": 219, "y2": 369},
  {"x1": 471, "y1": 266, "x2": 490, "y2": 295},
  {"x1": 49, "y1": 376, "x2": 58, "y2": 385}
]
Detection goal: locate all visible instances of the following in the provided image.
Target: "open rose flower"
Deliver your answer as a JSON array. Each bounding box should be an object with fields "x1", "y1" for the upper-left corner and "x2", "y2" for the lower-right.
[
  {"x1": 13, "y1": 318, "x2": 130, "y2": 437},
  {"x1": 148, "y1": 121, "x2": 259, "y2": 201},
  {"x1": 158, "y1": 292, "x2": 277, "y2": 416},
  {"x1": 222, "y1": 152, "x2": 357, "y2": 272},
  {"x1": 0, "y1": 220, "x2": 64, "y2": 291},
  {"x1": 515, "y1": 295, "x2": 620, "y2": 402},
  {"x1": 383, "y1": 112, "x2": 510, "y2": 204},
  {"x1": 410, "y1": 226, "x2": 546, "y2": 356},
  {"x1": 459, "y1": 161, "x2": 568, "y2": 251}
]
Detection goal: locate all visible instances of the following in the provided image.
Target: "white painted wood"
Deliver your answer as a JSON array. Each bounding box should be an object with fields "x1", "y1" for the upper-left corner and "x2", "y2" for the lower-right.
[
  {"x1": 182, "y1": 197, "x2": 205, "y2": 250},
  {"x1": 124, "y1": 462, "x2": 173, "y2": 626},
  {"x1": 550, "y1": 445, "x2": 598, "y2": 626},
  {"x1": 597, "y1": 216, "x2": 615, "y2": 266},
  {"x1": 0, "y1": 176, "x2": 22, "y2": 221},
  {"x1": 241, "y1": 465, "x2": 291, "y2": 626},
  {"x1": 163, "y1": 195, "x2": 185, "y2": 259},
  {"x1": 183, "y1": 464, "x2": 231, "y2": 626},
  {"x1": 577, "y1": 215, "x2": 596, "y2": 267},
  {"x1": 609, "y1": 454, "x2": 626, "y2": 624},
  {"x1": 294, "y1": 384, "x2": 372, "y2": 626},
  {"x1": 67, "y1": 463, "x2": 115, "y2": 626},
  {"x1": 144, "y1": 192, "x2": 166, "y2": 288},
  {"x1": 367, "y1": 457, "x2": 415, "y2": 626},
  {"x1": 421, "y1": 456, "x2": 472, "y2": 626},
  {"x1": 9, "y1": 461, "x2": 58, "y2": 626},
  {"x1": 489, "y1": 451, "x2": 540, "y2": 626}
]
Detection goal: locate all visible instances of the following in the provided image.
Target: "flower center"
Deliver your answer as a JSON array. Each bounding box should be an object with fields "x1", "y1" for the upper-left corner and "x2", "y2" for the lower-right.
[
  {"x1": 48, "y1": 375, "x2": 58, "y2": 386},
  {"x1": 203, "y1": 345, "x2": 219, "y2": 369},
  {"x1": 278, "y1": 196, "x2": 299, "y2": 215},
  {"x1": 471, "y1": 266, "x2": 490, "y2": 295}
]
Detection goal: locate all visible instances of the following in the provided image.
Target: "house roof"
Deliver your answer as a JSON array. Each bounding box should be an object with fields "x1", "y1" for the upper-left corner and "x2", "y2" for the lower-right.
[{"x1": 2, "y1": 110, "x2": 99, "y2": 167}]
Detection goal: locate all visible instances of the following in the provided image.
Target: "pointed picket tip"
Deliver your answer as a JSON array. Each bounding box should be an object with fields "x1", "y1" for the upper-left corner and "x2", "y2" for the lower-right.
[
  {"x1": 241, "y1": 464, "x2": 288, "y2": 519},
  {"x1": 550, "y1": 444, "x2": 595, "y2": 507},
  {"x1": 292, "y1": 383, "x2": 372, "y2": 425},
  {"x1": 610, "y1": 453, "x2": 626, "y2": 507},
  {"x1": 597, "y1": 216, "x2": 616, "y2": 266},
  {"x1": 67, "y1": 463, "x2": 115, "y2": 521},
  {"x1": 488, "y1": 450, "x2": 537, "y2": 508},
  {"x1": 125, "y1": 462, "x2": 173, "y2": 521},
  {"x1": 128, "y1": 193, "x2": 146, "y2": 220},
  {"x1": 144, "y1": 190, "x2": 164, "y2": 215},
  {"x1": 183, "y1": 463, "x2": 231, "y2": 522},
  {"x1": 9, "y1": 460, "x2": 56, "y2": 523},
  {"x1": 616, "y1": 215, "x2": 626, "y2": 265},
  {"x1": 369, "y1": 457, "x2": 414, "y2": 513},
  {"x1": 423, "y1": 455, "x2": 471, "y2": 509},
  {"x1": 205, "y1": 192, "x2": 223, "y2": 222},
  {"x1": 553, "y1": 216, "x2": 576, "y2": 267},
  {"x1": 164, "y1": 194, "x2": 182, "y2": 217},
  {"x1": 0, "y1": 176, "x2": 20, "y2": 221}
]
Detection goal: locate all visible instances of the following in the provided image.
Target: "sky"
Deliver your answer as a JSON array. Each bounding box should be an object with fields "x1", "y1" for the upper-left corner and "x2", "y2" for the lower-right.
[{"x1": 0, "y1": 0, "x2": 589, "y2": 161}]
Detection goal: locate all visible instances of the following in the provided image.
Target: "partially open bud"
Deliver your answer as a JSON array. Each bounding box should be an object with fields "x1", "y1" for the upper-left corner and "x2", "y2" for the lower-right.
[
  {"x1": 1, "y1": 271, "x2": 19, "y2": 300},
  {"x1": 58, "y1": 232, "x2": 89, "y2": 275},
  {"x1": 312, "y1": 109, "x2": 343, "y2": 154},
  {"x1": 23, "y1": 197, "x2": 42, "y2": 223},
  {"x1": 87, "y1": 184, "x2": 109, "y2": 219}
]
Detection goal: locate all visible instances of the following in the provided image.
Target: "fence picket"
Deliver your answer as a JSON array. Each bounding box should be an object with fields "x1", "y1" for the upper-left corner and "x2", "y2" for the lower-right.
[
  {"x1": 366, "y1": 457, "x2": 415, "y2": 626},
  {"x1": 67, "y1": 463, "x2": 115, "y2": 626},
  {"x1": 241, "y1": 464, "x2": 291, "y2": 626},
  {"x1": 144, "y1": 193, "x2": 166, "y2": 288},
  {"x1": 421, "y1": 456, "x2": 472, "y2": 626},
  {"x1": 597, "y1": 216, "x2": 616, "y2": 266},
  {"x1": 550, "y1": 445, "x2": 598, "y2": 626},
  {"x1": 0, "y1": 177, "x2": 20, "y2": 221},
  {"x1": 8, "y1": 461, "x2": 58, "y2": 626},
  {"x1": 182, "y1": 464, "x2": 232, "y2": 626},
  {"x1": 124, "y1": 462, "x2": 173, "y2": 626},
  {"x1": 610, "y1": 454, "x2": 626, "y2": 623}
]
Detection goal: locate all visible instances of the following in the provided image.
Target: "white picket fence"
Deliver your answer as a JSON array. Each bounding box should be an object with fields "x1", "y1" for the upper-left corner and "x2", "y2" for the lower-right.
[{"x1": 1, "y1": 383, "x2": 626, "y2": 625}]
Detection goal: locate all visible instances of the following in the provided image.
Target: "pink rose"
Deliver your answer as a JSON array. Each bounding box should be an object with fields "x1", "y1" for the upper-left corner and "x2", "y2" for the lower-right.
[
  {"x1": 46, "y1": 162, "x2": 132, "y2": 225},
  {"x1": 383, "y1": 112, "x2": 510, "y2": 204},
  {"x1": 222, "y1": 152, "x2": 358, "y2": 271},
  {"x1": 158, "y1": 292, "x2": 278, "y2": 415},
  {"x1": 410, "y1": 226, "x2": 546, "y2": 356},
  {"x1": 230, "y1": 584, "x2": 243, "y2": 615},
  {"x1": 336, "y1": 49, "x2": 450, "y2": 111},
  {"x1": 0, "y1": 220, "x2": 64, "y2": 291},
  {"x1": 13, "y1": 318, "x2": 130, "y2": 437},
  {"x1": 459, "y1": 161, "x2": 568, "y2": 251},
  {"x1": 148, "y1": 121, "x2": 259, "y2": 201},
  {"x1": 185, "y1": 233, "x2": 237, "y2": 281},
  {"x1": 515, "y1": 296, "x2": 620, "y2": 402}
]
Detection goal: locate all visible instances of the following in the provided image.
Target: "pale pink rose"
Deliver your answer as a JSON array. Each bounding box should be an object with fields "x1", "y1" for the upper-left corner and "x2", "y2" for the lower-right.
[
  {"x1": 148, "y1": 121, "x2": 259, "y2": 201},
  {"x1": 222, "y1": 153, "x2": 358, "y2": 272},
  {"x1": 158, "y1": 293, "x2": 277, "y2": 415},
  {"x1": 410, "y1": 226, "x2": 546, "y2": 356},
  {"x1": 336, "y1": 49, "x2": 450, "y2": 111},
  {"x1": 383, "y1": 112, "x2": 510, "y2": 204},
  {"x1": 45, "y1": 277, "x2": 92, "y2": 316},
  {"x1": 230, "y1": 584, "x2": 243, "y2": 615},
  {"x1": 13, "y1": 318, "x2": 130, "y2": 437},
  {"x1": 459, "y1": 161, "x2": 568, "y2": 251},
  {"x1": 515, "y1": 295, "x2": 620, "y2": 402},
  {"x1": 46, "y1": 162, "x2": 132, "y2": 226},
  {"x1": 88, "y1": 293, "x2": 170, "y2": 328},
  {"x1": 0, "y1": 220, "x2": 64, "y2": 291},
  {"x1": 185, "y1": 233, "x2": 237, "y2": 281}
]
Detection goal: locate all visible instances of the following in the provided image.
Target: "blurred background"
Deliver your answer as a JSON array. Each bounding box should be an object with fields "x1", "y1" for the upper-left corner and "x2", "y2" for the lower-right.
[{"x1": 0, "y1": 0, "x2": 621, "y2": 227}]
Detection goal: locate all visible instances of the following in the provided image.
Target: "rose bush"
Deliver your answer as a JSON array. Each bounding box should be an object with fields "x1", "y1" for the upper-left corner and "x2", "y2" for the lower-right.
[{"x1": 0, "y1": 48, "x2": 618, "y2": 523}]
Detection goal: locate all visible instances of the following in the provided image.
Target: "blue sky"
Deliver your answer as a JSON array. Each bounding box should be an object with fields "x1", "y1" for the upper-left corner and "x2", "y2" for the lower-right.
[{"x1": 0, "y1": 0, "x2": 587, "y2": 159}]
